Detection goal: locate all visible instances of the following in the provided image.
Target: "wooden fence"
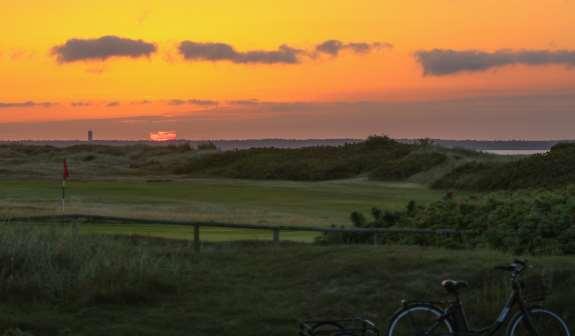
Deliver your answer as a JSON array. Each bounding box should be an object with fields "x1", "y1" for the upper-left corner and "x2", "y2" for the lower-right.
[{"x1": 8, "y1": 214, "x2": 464, "y2": 252}]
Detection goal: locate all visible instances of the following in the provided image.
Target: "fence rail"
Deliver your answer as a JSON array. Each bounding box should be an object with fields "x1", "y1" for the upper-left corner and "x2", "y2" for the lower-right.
[{"x1": 8, "y1": 214, "x2": 465, "y2": 252}]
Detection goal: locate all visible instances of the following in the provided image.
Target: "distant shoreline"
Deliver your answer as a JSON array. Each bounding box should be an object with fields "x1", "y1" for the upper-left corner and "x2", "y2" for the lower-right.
[{"x1": 0, "y1": 138, "x2": 571, "y2": 151}]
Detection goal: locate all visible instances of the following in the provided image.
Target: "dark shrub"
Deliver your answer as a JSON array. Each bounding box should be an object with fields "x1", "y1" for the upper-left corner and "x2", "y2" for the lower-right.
[{"x1": 434, "y1": 143, "x2": 575, "y2": 191}]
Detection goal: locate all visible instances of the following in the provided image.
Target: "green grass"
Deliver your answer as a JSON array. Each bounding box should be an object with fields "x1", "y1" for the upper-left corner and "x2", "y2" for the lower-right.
[
  {"x1": 0, "y1": 226, "x2": 573, "y2": 336},
  {"x1": 1, "y1": 143, "x2": 569, "y2": 335},
  {"x1": 0, "y1": 179, "x2": 443, "y2": 232}
]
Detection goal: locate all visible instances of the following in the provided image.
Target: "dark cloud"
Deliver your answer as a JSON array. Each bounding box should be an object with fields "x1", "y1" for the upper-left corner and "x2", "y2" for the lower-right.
[
  {"x1": 168, "y1": 99, "x2": 218, "y2": 106},
  {"x1": 131, "y1": 100, "x2": 152, "y2": 105},
  {"x1": 71, "y1": 101, "x2": 92, "y2": 107},
  {"x1": 53, "y1": 35, "x2": 156, "y2": 63},
  {"x1": 0, "y1": 101, "x2": 54, "y2": 109},
  {"x1": 179, "y1": 42, "x2": 236, "y2": 62},
  {"x1": 106, "y1": 101, "x2": 120, "y2": 107},
  {"x1": 315, "y1": 40, "x2": 391, "y2": 56},
  {"x1": 178, "y1": 41, "x2": 302, "y2": 64},
  {"x1": 168, "y1": 99, "x2": 186, "y2": 105},
  {"x1": 228, "y1": 99, "x2": 260, "y2": 105},
  {"x1": 315, "y1": 40, "x2": 344, "y2": 55},
  {"x1": 415, "y1": 49, "x2": 575, "y2": 76}
]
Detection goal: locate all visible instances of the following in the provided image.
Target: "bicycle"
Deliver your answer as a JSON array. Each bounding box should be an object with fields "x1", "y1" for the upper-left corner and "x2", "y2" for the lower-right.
[{"x1": 386, "y1": 260, "x2": 570, "y2": 336}]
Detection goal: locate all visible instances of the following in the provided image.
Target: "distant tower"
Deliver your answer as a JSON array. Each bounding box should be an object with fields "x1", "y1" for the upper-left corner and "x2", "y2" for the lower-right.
[{"x1": 88, "y1": 130, "x2": 94, "y2": 142}]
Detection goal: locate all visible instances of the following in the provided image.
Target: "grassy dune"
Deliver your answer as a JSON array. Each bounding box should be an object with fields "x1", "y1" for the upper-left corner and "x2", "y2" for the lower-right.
[
  {"x1": 0, "y1": 138, "x2": 508, "y2": 185},
  {"x1": 0, "y1": 226, "x2": 572, "y2": 336}
]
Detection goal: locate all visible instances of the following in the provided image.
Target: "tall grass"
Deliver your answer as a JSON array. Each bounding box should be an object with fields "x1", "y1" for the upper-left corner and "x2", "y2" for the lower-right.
[
  {"x1": 0, "y1": 223, "x2": 572, "y2": 335},
  {"x1": 0, "y1": 224, "x2": 190, "y2": 304}
]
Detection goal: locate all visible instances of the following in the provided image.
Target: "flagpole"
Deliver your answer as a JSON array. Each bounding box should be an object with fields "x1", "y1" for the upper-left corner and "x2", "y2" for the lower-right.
[{"x1": 61, "y1": 179, "x2": 66, "y2": 213}]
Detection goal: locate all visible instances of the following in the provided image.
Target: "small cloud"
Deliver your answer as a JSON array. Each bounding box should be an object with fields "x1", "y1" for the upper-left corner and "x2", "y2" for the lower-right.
[
  {"x1": 178, "y1": 41, "x2": 303, "y2": 64},
  {"x1": 315, "y1": 40, "x2": 391, "y2": 56},
  {"x1": 0, "y1": 101, "x2": 55, "y2": 109},
  {"x1": 52, "y1": 35, "x2": 157, "y2": 63},
  {"x1": 168, "y1": 99, "x2": 218, "y2": 106},
  {"x1": 131, "y1": 100, "x2": 152, "y2": 105},
  {"x1": 71, "y1": 101, "x2": 92, "y2": 107},
  {"x1": 106, "y1": 101, "x2": 120, "y2": 107},
  {"x1": 315, "y1": 40, "x2": 344, "y2": 56},
  {"x1": 228, "y1": 99, "x2": 260, "y2": 105},
  {"x1": 415, "y1": 49, "x2": 575, "y2": 76}
]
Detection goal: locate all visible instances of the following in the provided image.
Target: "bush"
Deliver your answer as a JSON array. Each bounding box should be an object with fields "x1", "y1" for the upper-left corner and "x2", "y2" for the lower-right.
[
  {"x1": 434, "y1": 143, "x2": 575, "y2": 191},
  {"x1": 197, "y1": 142, "x2": 218, "y2": 150},
  {"x1": 321, "y1": 188, "x2": 575, "y2": 255}
]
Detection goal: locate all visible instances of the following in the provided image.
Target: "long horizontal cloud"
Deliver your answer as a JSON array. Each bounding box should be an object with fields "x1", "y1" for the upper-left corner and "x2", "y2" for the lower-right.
[
  {"x1": 178, "y1": 41, "x2": 302, "y2": 64},
  {"x1": 228, "y1": 99, "x2": 260, "y2": 106},
  {"x1": 178, "y1": 39, "x2": 389, "y2": 64},
  {"x1": 415, "y1": 49, "x2": 575, "y2": 76},
  {"x1": 53, "y1": 36, "x2": 156, "y2": 63},
  {"x1": 71, "y1": 101, "x2": 92, "y2": 107},
  {"x1": 315, "y1": 40, "x2": 392, "y2": 56},
  {"x1": 0, "y1": 101, "x2": 55, "y2": 109},
  {"x1": 168, "y1": 99, "x2": 218, "y2": 106}
]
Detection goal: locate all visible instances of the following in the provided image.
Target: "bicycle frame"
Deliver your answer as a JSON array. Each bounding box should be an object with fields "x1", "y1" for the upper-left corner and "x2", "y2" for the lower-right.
[{"x1": 413, "y1": 280, "x2": 540, "y2": 336}]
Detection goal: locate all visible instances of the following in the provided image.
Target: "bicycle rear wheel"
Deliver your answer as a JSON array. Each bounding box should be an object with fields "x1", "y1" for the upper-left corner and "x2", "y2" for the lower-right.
[
  {"x1": 507, "y1": 307, "x2": 571, "y2": 336},
  {"x1": 387, "y1": 304, "x2": 453, "y2": 336}
]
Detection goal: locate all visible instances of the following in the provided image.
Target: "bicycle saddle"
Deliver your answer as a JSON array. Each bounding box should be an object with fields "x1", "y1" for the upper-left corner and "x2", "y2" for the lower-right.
[{"x1": 441, "y1": 279, "x2": 469, "y2": 293}]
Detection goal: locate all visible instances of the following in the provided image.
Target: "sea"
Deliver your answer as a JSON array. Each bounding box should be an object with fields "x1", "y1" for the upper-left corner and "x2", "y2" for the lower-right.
[{"x1": 482, "y1": 149, "x2": 548, "y2": 156}]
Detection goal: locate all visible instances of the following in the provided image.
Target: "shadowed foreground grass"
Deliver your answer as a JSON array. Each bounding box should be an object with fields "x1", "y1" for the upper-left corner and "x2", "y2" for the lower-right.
[{"x1": 0, "y1": 225, "x2": 573, "y2": 336}]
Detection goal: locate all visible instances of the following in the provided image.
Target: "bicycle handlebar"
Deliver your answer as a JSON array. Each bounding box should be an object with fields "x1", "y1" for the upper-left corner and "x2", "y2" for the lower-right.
[{"x1": 494, "y1": 259, "x2": 528, "y2": 276}]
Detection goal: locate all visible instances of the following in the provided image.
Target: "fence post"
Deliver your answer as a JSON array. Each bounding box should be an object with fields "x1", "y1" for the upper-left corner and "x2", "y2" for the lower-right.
[
  {"x1": 194, "y1": 223, "x2": 200, "y2": 252},
  {"x1": 273, "y1": 228, "x2": 280, "y2": 244},
  {"x1": 373, "y1": 232, "x2": 380, "y2": 246}
]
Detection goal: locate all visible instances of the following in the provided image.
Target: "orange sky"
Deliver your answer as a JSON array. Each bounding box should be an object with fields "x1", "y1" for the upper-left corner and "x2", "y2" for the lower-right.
[{"x1": 1, "y1": 0, "x2": 575, "y2": 139}]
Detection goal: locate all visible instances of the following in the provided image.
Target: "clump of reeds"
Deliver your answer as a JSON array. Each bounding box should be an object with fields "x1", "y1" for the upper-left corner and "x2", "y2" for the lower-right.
[{"x1": 0, "y1": 223, "x2": 189, "y2": 304}]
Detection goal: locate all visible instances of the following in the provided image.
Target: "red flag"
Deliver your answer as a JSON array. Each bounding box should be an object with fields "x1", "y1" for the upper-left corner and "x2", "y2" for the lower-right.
[{"x1": 63, "y1": 159, "x2": 70, "y2": 180}]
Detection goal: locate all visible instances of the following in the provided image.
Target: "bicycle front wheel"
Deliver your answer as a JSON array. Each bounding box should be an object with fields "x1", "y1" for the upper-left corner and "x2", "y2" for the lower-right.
[
  {"x1": 387, "y1": 304, "x2": 454, "y2": 336},
  {"x1": 507, "y1": 307, "x2": 571, "y2": 336}
]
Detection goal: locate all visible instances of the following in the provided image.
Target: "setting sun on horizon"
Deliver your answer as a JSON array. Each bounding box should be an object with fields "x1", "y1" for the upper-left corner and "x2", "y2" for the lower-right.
[{"x1": 149, "y1": 130, "x2": 177, "y2": 141}]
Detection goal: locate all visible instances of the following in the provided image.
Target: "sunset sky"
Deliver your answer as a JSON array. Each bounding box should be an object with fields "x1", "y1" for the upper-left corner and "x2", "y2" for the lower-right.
[{"x1": 2, "y1": 0, "x2": 575, "y2": 140}]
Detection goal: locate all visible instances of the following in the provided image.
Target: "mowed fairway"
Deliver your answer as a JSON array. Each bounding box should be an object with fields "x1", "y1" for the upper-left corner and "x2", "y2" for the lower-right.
[{"x1": 0, "y1": 178, "x2": 443, "y2": 240}]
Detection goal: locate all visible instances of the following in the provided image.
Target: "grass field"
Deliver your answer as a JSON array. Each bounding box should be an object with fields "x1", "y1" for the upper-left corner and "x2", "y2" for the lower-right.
[
  {"x1": 0, "y1": 178, "x2": 443, "y2": 240},
  {"x1": 0, "y1": 227, "x2": 573, "y2": 336},
  {"x1": 0, "y1": 155, "x2": 572, "y2": 335}
]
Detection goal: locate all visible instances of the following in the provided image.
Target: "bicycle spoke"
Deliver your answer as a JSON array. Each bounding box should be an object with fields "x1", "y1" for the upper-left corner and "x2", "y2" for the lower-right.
[
  {"x1": 388, "y1": 306, "x2": 453, "y2": 336},
  {"x1": 510, "y1": 309, "x2": 569, "y2": 336}
]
